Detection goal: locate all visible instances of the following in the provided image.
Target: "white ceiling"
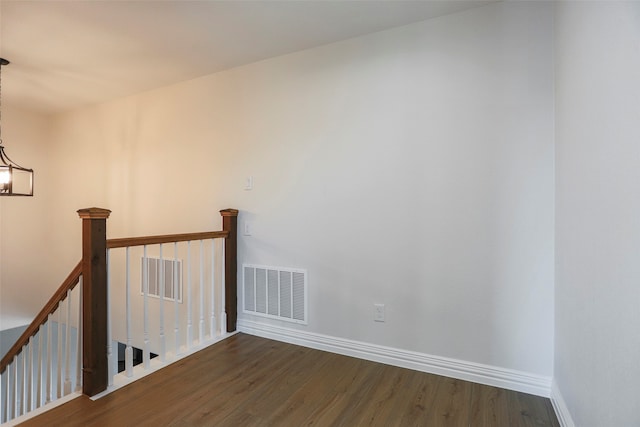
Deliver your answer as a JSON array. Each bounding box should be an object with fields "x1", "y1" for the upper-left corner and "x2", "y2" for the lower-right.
[{"x1": 0, "y1": 0, "x2": 493, "y2": 115}]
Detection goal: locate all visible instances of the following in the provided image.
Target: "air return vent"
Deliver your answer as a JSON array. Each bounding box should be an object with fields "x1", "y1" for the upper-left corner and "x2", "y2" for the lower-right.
[
  {"x1": 243, "y1": 264, "x2": 307, "y2": 324},
  {"x1": 141, "y1": 256, "x2": 182, "y2": 302}
]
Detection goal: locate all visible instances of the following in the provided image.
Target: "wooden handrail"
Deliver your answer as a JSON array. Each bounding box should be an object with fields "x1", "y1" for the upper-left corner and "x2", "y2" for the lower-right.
[
  {"x1": 0, "y1": 261, "x2": 83, "y2": 374},
  {"x1": 107, "y1": 230, "x2": 229, "y2": 249}
]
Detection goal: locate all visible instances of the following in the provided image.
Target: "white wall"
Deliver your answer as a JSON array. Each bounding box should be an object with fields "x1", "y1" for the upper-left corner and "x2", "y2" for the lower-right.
[
  {"x1": 32, "y1": 1, "x2": 555, "y2": 379},
  {"x1": 6, "y1": 2, "x2": 639, "y2": 419},
  {"x1": 554, "y1": 1, "x2": 640, "y2": 425},
  {"x1": 0, "y1": 107, "x2": 52, "y2": 331},
  {"x1": 0, "y1": 325, "x2": 27, "y2": 357}
]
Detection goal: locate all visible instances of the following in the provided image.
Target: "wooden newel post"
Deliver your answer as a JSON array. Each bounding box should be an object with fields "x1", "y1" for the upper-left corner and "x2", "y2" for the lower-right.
[
  {"x1": 77, "y1": 207, "x2": 111, "y2": 397},
  {"x1": 220, "y1": 209, "x2": 238, "y2": 332}
]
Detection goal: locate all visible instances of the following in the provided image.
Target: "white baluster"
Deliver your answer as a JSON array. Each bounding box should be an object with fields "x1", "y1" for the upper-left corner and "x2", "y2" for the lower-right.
[
  {"x1": 27, "y1": 336, "x2": 34, "y2": 411},
  {"x1": 1, "y1": 369, "x2": 6, "y2": 423},
  {"x1": 37, "y1": 324, "x2": 44, "y2": 406},
  {"x1": 6, "y1": 360, "x2": 11, "y2": 421},
  {"x1": 17, "y1": 346, "x2": 23, "y2": 416},
  {"x1": 20, "y1": 348, "x2": 26, "y2": 416},
  {"x1": 125, "y1": 247, "x2": 133, "y2": 377},
  {"x1": 174, "y1": 242, "x2": 180, "y2": 357},
  {"x1": 143, "y1": 245, "x2": 150, "y2": 369},
  {"x1": 159, "y1": 243, "x2": 166, "y2": 362},
  {"x1": 106, "y1": 249, "x2": 113, "y2": 387},
  {"x1": 199, "y1": 240, "x2": 204, "y2": 344},
  {"x1": 221, "y1": 238, "x2": 227, "y2": 334},
  {"x1": 76, "y1": 280, "x2": 83, "y2": 392},
  {"x1": 186, "y1": 241, "x2": 193, "y2": 349},
  {"x1": 5, "y1": 361, "x2": 10, "y2": 421},
  {"x1": 64, "y1": 289, "x2": 72, "y2": 395},
  {"x1": 57, "y1": 302, "x2": 64, "y2": 398},
  {"x1": 210, "y1": 239, "x2": 216, "y2": 339},
  {"x1": 46, "y1": 316, "x2": 52, "y2": 403},
  {"x1": 4, "y1": 370, "x2": 7, "y2": 422},
  {"x1": 5, "y1": 366, "x2": 11, "y2": 422},
  {"x1": 5, "y1": 364, "x2": 14, "y2": 420},
  {"x1": 12, "y1": 355, "x2": 18, "y2": 418}
]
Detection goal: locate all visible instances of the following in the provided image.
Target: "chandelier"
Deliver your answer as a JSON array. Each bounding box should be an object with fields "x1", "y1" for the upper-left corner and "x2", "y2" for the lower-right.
[{"x1": 0, "y1": 58, "x2": 33, "y2": 196}]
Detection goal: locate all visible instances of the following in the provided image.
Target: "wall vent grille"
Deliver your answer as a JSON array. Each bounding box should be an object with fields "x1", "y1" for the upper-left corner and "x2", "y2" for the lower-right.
[
  {"x1": 243, "y1": 264, "x2": 307, "y2": 324},
  {"x1": 141, "y1": 257, "x2": 182, "y2": 302}
]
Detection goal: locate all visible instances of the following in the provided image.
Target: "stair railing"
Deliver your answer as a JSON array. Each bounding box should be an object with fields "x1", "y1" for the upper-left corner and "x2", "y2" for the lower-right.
[
  {"x1": 104, "y1": 209, "x2": 238, "y2": 389},
  {"x1": 0, "y1": 207, "x2": 238, "y2": 424},
  {"x1": 0, "y1": 263, "x2": 83, "y2": 422}
]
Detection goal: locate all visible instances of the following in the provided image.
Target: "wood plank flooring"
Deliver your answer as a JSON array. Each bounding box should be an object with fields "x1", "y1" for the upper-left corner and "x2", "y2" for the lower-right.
[{"x1": 20, "y1": 333, "x2": 559, "y2": 426}]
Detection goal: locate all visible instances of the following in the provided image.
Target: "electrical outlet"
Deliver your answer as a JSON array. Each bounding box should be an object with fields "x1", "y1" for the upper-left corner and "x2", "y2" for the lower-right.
[{"x1": 374, "y1": 304, "x2": 385, "y2": 322}]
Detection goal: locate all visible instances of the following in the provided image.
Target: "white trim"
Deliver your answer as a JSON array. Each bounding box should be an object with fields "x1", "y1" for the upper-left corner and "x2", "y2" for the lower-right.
[
  {"x1": 3, "y1": 332, "x2": 241, "y2": 424},
  {"x1": 4, "y1": 392, "x2": 81, "y2": 426},
  {"x1": 91, "y1": 331, "x2": 239, "y2": 400},
  {"x1": 238, "y1": 319, "x2": 552, "y2": 397},
  {"x1": 551, "y1": 379, "x2": 576, "y2": 427}
]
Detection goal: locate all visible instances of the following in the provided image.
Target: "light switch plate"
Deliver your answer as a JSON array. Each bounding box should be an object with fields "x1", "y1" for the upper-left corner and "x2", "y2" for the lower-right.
[{"x1": 244, "y1": 176, "x2": 253, "y2": 190}]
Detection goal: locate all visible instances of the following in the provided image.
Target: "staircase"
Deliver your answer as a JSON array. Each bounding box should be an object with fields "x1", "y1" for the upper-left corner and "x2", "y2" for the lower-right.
[{"x1": 0, "y1": 208, "x2": 238, "y2": 424}]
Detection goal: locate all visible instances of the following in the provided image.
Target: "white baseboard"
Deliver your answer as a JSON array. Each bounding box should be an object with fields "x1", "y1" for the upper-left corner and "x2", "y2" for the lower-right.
[
  {"x1": 551, "y1": 379, "x2": 576, "y2": 427},
  {"x1": 92, "y1": 331, "x2": 239, "y2": 400},
  {"x1": 4, "y1": 392, "x2": 82, "y2": 426},
  {"x1": 238, "y1": 319, "x2": 552, "y2": 397}
]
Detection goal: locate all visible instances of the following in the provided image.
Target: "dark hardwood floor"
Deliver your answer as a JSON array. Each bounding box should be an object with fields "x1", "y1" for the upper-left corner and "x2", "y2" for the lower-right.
[{"x1": 21, "y1": 333, "x2": 559, "y2": 426}]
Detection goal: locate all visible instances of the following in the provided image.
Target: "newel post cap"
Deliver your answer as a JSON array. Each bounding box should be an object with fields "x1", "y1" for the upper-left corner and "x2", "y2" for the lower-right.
[
  {"x1": 77, "y1": 207, "x2": 112, "y2": 219},
  {"x1": 220, "y1": 209, "x2": 239, "y2": 217}
]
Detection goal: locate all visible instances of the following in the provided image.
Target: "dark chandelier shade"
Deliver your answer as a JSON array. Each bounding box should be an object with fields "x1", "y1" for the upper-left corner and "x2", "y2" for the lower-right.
[{"x1": 0, "y1": 58, "x2": 34, "y2": 196}]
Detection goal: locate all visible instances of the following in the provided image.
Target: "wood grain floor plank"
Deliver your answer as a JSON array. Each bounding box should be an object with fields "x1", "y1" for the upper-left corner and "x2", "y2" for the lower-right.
[
  {"x1": 345, "y1": 364, "x2": 418, "y2": 426},
  {"x1": 469, "y1": 383, "x2": 510, "y2": 427},
  {"x1": 176, "y1": 340, "x2": 311, "y2": 425},
  {"x1": 507, "y1": 389, "x2": 559, "y2": 427},
  {"x1": 423, "y1": 376, "x2": 473, "y2": 426},
  {"x1": 323, "y1": 361, "x2": 390, "y2": 425},
  {"x1": 19, "y1": 334, "x2": 559, "y2": 427},
  {"x1": 267, "y1": 353, "x2": 373, "y2": 425},
  {"x1": 395, "y1": 370, "x2": 441, "y2": 426},
  {"x1": 297, "y1": 356, "x2": 374, "y2": 426}
]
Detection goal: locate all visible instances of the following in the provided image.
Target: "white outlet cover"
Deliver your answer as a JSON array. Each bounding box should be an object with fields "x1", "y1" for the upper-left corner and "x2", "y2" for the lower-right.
[{"x1": 374, "y1": 304, "x2": 385, "y2": 322}]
